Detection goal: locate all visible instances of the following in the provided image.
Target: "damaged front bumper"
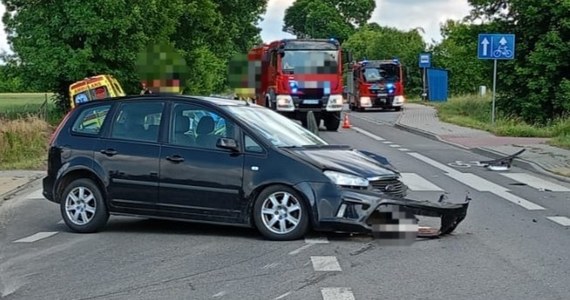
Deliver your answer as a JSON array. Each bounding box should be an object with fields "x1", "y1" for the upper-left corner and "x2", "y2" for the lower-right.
[{"x1": 318, "y1": 189, "x2": 471, "y2": 241}]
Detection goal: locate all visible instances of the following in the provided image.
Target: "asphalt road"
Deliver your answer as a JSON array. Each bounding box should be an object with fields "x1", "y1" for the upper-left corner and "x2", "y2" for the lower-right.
[{"x1": 1, "y1": 111, "x2": 569, "y2": 300}]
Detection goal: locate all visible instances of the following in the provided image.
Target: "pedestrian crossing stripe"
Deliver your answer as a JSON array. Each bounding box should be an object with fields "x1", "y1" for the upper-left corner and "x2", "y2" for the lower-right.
[
  {"x1": 500, "y1": 173, "x2": 570, "y2": 192},
  {"x1": 399, "y1": 173, "x2": 444, "y2": 191}
]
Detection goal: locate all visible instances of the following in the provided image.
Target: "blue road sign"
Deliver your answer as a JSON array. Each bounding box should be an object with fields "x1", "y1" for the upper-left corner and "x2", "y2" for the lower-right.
[
  {"x1": 419, "y1": 53, "x2": 431, "y2": 68},
  {"x1": 478, "y1": 34, "x2": 515, "y2": 60}
]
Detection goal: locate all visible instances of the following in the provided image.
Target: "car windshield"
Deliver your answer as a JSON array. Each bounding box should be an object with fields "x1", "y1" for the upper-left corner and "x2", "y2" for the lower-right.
[
  {"x1": 363, "y1": 64, "x2": 400, "y2": 83},
  {"x1": 281, "y1": 50, "x2": 338, "y2": 75},
  {"x1": 224, "y1": 105, "x2": 328, "y2": 147}
]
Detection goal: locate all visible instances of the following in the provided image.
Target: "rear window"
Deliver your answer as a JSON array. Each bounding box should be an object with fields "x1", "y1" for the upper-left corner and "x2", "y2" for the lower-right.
[{"x1": 71, "y1": 104, "x2": 112, "y2": 135}]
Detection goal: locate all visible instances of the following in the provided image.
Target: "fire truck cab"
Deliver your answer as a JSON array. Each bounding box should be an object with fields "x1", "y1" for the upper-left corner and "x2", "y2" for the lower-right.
[
  {"x1": 346, "y1": 59, "x2": 406, "y2": 112},
  {"x1": 246, "y1": 39, "x2": 347, "y2": 131}
]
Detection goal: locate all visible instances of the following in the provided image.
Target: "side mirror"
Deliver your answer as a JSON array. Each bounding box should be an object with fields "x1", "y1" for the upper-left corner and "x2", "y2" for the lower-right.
[{"x1": 217, "y1": 137, "x2": 239, "y2": 152}]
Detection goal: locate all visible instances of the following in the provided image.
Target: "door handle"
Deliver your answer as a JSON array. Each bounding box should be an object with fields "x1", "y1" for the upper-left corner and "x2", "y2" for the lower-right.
[
  {"x1": 100, "y1": 149, "x2": 118, "y2": 156},
  {"x1": 166, "y1": 155, "x2": 184, "y2": 163}
]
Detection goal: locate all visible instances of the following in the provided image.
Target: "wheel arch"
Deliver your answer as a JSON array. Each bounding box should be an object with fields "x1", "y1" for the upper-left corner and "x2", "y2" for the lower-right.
[
  {"x1": 55, "y1": 168, "x2": 108, "y2": 207},
  {"x1": 245, "y1": 182, "x2": 318, "y2": 229}
]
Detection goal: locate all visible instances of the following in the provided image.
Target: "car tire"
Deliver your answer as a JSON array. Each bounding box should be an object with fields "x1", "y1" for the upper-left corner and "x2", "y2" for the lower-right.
[
  {"x1": 253, "y1": 185, "x2": 310, "y2": 241},
  {"x1": 394, "y1": 106, "x2": 402, "y2": 112},
  {"x1": 60, "y1": 178, "x2": 109, "y2": 233}
]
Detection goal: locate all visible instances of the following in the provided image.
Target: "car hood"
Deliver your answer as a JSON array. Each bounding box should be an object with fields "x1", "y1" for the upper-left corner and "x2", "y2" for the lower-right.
[{"x1": 284, "y1": 146, "x2": 398, "y2": 179}]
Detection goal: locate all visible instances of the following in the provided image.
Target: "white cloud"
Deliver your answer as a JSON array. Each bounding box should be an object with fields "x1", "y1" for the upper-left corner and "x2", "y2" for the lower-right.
[{"x1": 0, "y1": 0, "x2": 473, "y2": 54}]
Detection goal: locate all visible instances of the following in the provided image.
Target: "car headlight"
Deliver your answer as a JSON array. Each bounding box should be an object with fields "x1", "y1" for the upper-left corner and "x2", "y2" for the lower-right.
[{"x1": 324, "y1": 170, "x2": 369, "y2": 187}]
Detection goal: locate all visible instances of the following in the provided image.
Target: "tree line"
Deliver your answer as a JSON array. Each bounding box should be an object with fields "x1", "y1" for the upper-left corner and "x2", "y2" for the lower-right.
[{"x1": 2, "y1": 0, "x2": 568, "y2": 123}]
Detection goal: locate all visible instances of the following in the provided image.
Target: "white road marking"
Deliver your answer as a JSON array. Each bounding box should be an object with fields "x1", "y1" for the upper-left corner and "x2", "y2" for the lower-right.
[
  {"x1": 407, "y1": 152, "x2": 458, "y2": 174},
  {"x1": 546, "y1": 216, "x2": 570, "y2": 226},
  {"x1": 352, "y1": 127, "x2": 385, "y2": 140},
  {"x1": 492, "y1": 190, "x2": 545, "y2": 210},
  {"x1": 383, "y1": 141, "x2": 393, "y2": 144},
  {"x1": 288, "y1": 244, "x2": 314, "y2": 255},
  {"x1": 321, "y1": 287, "x2": 356, "y2": 300},
  {"x1": 500, "y1": 173, "x2": 570, "y2": 192},
  {"x1": 305, "y1": 237, "x2": 329, "y2": 244},
  {"x1": 408, "y1": 152, "x2": 545, "y2": 211},
  {"x1": 350, "y1": 128, "x2": 546, "y2": 211},
  {"x1": 311, "y1": 256, "x2": 342, "y2": 272},
  {"x1": 275, "y1": 292, "x2": 292, "y2": 299},
  {"x1": 57, "y1": 220, "x2": 64, "y2": 225},
  {"x1": 13, "y1": 232, "x2": 58, "y2": 243},
  {"x1": 398, "y1": 148, "x2": 410, "y2": 151},
  {"x1": 400, "y1": 173, "x2": 444, "y2": 191},
  {"x1": 389, "y1": 144, "x2": 401, "y2": 148},
  {"x1": 212, "y1": 291, "x2": 226, "y2": 298}
]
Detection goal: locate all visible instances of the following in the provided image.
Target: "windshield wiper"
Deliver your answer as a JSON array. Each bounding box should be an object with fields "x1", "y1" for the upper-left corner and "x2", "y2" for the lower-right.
[{"x1": 279, "y1": 145, "x2": 304, "y2": 149}]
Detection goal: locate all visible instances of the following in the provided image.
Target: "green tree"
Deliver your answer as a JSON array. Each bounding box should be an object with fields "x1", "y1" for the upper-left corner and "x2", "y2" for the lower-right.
[
  {"x1": 430, "y1": 20, "x2": 493, "y2": 95},
  {"x1": 283, "y1": 0, "x2": 375, "y2": 42},
  {"x1": 342, "y1": 24, "x2": 427, "y2": 96},
  {"x1": 2, "y1": 0, "x2": 185, "y2": 110},
  {"x1": 171, "y1": 0, "x2": 268, "y2": 94},
  {"x1": 466, "y1": 0, "x2": 570, "y2": 123}
]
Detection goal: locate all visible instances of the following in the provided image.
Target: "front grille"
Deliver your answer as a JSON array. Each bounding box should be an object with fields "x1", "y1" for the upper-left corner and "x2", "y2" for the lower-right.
[
  {"x1": 370, "y1": 178, "x2": 406, "y2": 197},
  {"x1": 369, "y1": 87, "x2": 387, "y2": 94}
]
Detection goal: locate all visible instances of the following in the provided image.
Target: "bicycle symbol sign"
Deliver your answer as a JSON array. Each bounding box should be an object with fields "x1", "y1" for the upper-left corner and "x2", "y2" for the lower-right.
[{"x1": 478, "y1": 34, "x2": 515, "y2": 60}]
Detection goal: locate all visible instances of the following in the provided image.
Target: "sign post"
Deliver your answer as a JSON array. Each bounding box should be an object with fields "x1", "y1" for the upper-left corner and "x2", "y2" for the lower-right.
[
  {"x1": 477, "y1": 33, "x2": 515, "y2": 124},
  {"x1": 418, "y1": 53, "x2": 431, "y2": 101}
]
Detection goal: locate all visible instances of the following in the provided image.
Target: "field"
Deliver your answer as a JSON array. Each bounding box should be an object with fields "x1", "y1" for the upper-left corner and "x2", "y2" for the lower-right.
[{"x1": 0, "y1": 93, "x2": 57, "y2": 120}]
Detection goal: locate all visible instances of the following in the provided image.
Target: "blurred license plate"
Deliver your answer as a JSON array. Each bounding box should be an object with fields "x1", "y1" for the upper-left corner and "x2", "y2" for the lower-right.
[
  {"x1": 303, "y1": 99, "x2": 320, "y2": 104},
  {"x1": 378, "y1": 93, "x2": 388, "y2": 97}
]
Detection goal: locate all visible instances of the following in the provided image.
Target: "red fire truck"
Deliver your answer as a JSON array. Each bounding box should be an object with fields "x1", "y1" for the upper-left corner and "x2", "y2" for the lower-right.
[
  {"x1": 244, "y1": 39, "x2": 347, "y2": 130},
  {"x1": 345, "y1": 59, "x2": 406, "y2": 112}
]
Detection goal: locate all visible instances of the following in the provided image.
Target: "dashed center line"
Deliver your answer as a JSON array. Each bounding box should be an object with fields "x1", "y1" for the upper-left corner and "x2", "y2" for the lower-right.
[
  {"x1": 321, "y1": 287, "x2": 356, "y2": 300},
  {"x1": 14, "y1": 231, "x2": 58, "y2": 243},
  {"x1": 389, "y1": 144, "x2": 401, "y2": 147},
  {"x1": 311, "y1": 256, "x2": 342, "y2": 272}
]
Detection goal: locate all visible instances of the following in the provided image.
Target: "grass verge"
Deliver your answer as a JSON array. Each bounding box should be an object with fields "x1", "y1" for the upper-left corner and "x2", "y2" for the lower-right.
[
  {"x1": 432, "y1": 95, "x2": 570, "y2": 149},
  {"x1": 0, "y1": 93, "x2": 63, "y2": 170},
  {"x1": 0, "y1": 116, "x2": 52, "y2": 170}
]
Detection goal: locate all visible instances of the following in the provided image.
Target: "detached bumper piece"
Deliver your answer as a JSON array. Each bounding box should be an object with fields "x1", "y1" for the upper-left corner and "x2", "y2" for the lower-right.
[{"x1": 329, "y1": 191, "x2": 471, "y2": 244}]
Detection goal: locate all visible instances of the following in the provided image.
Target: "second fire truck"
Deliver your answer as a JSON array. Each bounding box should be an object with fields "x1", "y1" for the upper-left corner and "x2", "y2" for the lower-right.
[{"x1": 345, "y1": 59, "x2": 406, "y2": 112}]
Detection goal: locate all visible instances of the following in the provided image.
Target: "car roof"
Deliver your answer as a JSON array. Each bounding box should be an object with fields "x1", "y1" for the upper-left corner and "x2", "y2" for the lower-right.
[{"x1": 80, "y1": 94, "x2": 252, "y2": 108}]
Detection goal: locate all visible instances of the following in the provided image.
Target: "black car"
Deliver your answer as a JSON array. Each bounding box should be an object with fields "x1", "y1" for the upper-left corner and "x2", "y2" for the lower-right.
[{"x1": 43, "y1": 94, "x2": 470, "y2": 241}]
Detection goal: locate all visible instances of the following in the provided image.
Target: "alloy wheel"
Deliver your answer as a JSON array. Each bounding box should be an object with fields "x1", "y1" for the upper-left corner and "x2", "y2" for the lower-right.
[{"x1": 260, "y1": 191, "x2": 302, "y2": 235}]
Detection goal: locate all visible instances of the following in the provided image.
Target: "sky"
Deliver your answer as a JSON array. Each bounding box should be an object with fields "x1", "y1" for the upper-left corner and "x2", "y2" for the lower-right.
[{"x1": 0, "y1": 0, "x2": 472, "y2": 53}]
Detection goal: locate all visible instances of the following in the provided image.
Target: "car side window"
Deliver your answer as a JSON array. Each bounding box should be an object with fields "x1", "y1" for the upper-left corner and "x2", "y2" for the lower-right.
[
  {"x1": 244, "y1": 135, "x2": 263, "y2": 153},
  {"x1": 71, "y1": 104, "x2": 112, "y2": 135},
  {"x1": 169, "y1": 103, "x2": 236, "y2": 150},
  {"x1": 110, "y1": 102, "x2": 164, "y2": 142}
]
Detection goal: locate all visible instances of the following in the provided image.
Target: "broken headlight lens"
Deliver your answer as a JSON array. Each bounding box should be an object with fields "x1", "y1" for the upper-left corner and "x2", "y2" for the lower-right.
[{"x1": 324, "y1": 170, "x2": 369, "y2": 187}]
